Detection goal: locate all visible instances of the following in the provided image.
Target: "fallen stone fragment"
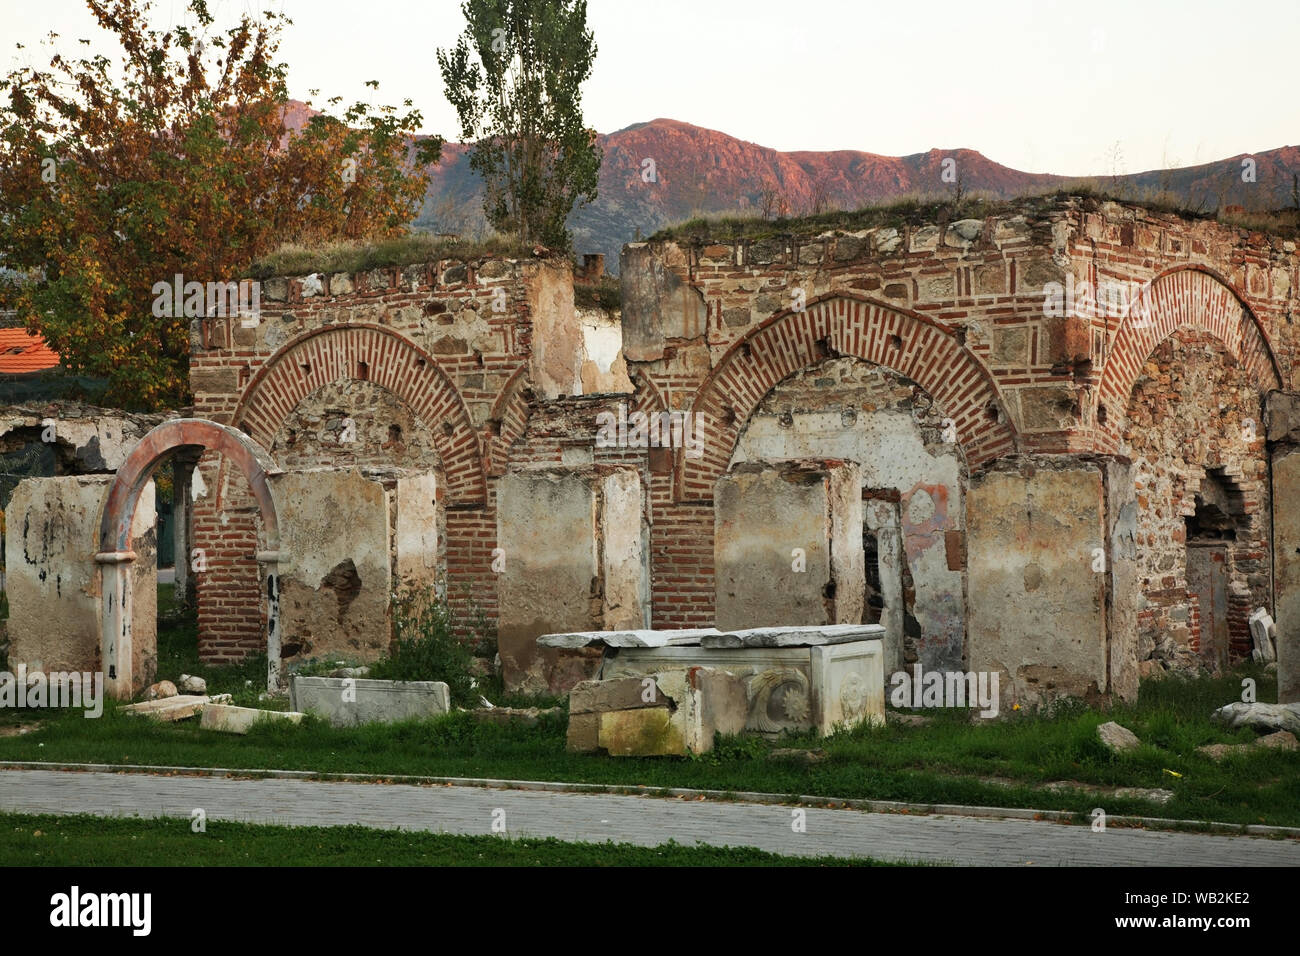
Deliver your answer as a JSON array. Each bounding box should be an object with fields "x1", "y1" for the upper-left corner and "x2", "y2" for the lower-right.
[
  {"x1": 566, "y1": 712, "x2": 600, "y2": 752},
  {"x1": 1097, "y1": 721, "x2": 1141, "y2": 753},
  {"x1": 199, "y1": 703, "x2": 305, "y2": 734},
  {"x1": 1196, "y1": 730, "x2": 1297, "y2": 761},
  {"x1": 177, "y1": 674, "x2": 206, "y2": 695},
  {"x1": 569, "y1": 676, "x2": 670, "y2": 714},
  {"x1": 1195, "y1": 742, "x2": 1240, "y2": 761},
  {"x1": 567, "y1": 666, "x2": 749, "y2": 756},
  {"x1": 1210, "y1": 701, "x2": 1300, "y2": 735},
  {"x1": 289, "y1": 676, "x2": 450, "y2": 727},
  {"x1": 472, "y1": 706, "x2": 561, "y2": 728},
  {"x1": 328, "y1": 666, "x2": 371, "y2": 679},
  {"x1": 121, "y1": 695, "x2": 209, "y2": 722},
  {"x1": 1257, "y1": 730, "x2": 1299, "y2": 750},
  {"x1": 1109, "y1": 787, "x2": 1175, "y2": 805},
  {"x1": 144, "y1": 680, "x2": 177, "y2": 701}
]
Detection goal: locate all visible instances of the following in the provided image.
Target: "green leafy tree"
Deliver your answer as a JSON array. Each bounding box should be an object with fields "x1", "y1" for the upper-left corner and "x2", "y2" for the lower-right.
[
  {"x1": 437, "y1": 0, "x2": 601, "y2": 250},
  {"x1": 0, "y1": 0, "x2": 440, "y2": 410}
]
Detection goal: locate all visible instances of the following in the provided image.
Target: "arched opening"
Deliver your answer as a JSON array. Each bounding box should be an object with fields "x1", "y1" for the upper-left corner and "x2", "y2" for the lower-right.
[
  {"x1": 678, "y1": 294, "x2": 1015, "y2": 502},
  {"x1": 98, "y1": 419, "x2": 282, "y2": 699},
  {"x1": 728, "y1": 355, "x2": 970, "y2": 674},
  {"x1": 265, "y1": 378, "x2": 446, "y2": 665},
  {"x1": 194, "y1": 325, "x2": 484, "y2": 664},
  {"x1": 1121, "y1": 331, "x2": 1269, "y2": 673}
]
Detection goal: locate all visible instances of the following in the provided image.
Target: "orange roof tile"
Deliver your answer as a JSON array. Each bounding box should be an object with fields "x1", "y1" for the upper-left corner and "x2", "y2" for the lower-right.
[{"x1": 0, "y1": 329, "x2": 60, "y2": 374}]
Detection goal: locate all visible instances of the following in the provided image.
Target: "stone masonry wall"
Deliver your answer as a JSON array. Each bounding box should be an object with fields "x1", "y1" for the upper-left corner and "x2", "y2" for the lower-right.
[
  {"x1": 185, "y1": 196, "x2": 1299, "y2": 694},
  {"x1": 618, "y1": 196, "x2": 1297, "y2": 683},
  {"x1": 1122, "y1": 332, "x2": 1270, "y2": 671}
]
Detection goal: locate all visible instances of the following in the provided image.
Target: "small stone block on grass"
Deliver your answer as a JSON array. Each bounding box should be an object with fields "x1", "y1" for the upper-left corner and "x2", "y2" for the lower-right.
[
  {"x1": 598, "y1": 708, "x2": 685, "y2": 756},
  {"x1": 566, "y1": 712, "x2": 601, "y2": 752},
  {"x1": 289, "y1": 676, "x2": 451, "y2": 727},
  {"x1": 1097, "y1": 720, "x2": 1141, "y2": 752},
  {"x1": 200, "y1": 704, "x2": 305, "y2": 734},
  {"x1": 566, "y1": 666, "x2": 748, "y2": 756}
]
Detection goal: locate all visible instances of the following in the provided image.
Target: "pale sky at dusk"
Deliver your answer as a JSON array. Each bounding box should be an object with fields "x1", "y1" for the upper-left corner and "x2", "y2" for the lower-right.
[{"x1": 5, "y1": 0, "x2": 1296, "y2": 176}]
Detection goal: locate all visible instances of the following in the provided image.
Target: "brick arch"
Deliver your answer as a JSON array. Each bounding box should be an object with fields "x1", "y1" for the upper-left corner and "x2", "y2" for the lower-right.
[
  {"x1": 676, "y1": 294, "x2": 1016, "y2": 501},
  {"x1": 1098, "y1": 267, "x2": 1282, "y2": 447},
  {"x1": 485, "y1": 364, "x2": 529, "y2": 476},
  {"x1": 233, "y1": 324, "x2": 486, "y2": 504},
  {"x1": 97, "y1": 418, "x2": 283, "y2": 698},
  {"x1": 628, "y1": 367, "x2": 669, "y2": 418}
]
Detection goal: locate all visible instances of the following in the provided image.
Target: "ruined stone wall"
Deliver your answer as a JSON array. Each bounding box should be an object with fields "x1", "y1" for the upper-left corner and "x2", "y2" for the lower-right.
[
  {"x1": 188, "y1": 254, "x2": 627, "y2": 666},
  {"x1": 184, "y1": 196, "x2": 1300, "y2": 698},
  {"x1": 1123, "y1": 332, "x2": 1270, "y2": 670},
  {"x1": 188, "y1": 258, "x2": 563, "y2": 660},
  {"x1": 272, "y1": 380, "x2": 443, "y2": 473},
  {"x1": 616, "y1": 196, "x2": 1297, "y2": 691}
]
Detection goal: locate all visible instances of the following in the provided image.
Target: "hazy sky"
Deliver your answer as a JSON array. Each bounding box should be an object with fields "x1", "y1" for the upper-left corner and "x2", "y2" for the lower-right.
[{"x1": 5, "y1": 0, "x2": 1296, "y2": 176}]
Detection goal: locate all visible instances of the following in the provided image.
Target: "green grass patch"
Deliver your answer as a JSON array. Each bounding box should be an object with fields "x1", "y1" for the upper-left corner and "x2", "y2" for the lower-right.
[
  {"x1": 367, "y1": 590, "x2": 482, "y2": 707},
  {"x1": 13, "y1": 585, "x2": 1292, "y2": 829},
  {"x1": 573, "y1": 275, "x2": 621, "y2": 313},
  {"x1": 0, "y1": 813, "x2": 880, "y2": 866},
  {"x1": 4, "y1": 662, "x2": 1296, "y2": 829}
]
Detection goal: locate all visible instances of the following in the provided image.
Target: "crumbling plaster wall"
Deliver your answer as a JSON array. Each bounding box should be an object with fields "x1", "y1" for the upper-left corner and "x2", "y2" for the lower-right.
[
  {"x1": 967, "y1": 458, "x2": 1112, "y2": 708},
  {"x1": 731, "y1": 356, "x2": 966, "y2": 670},
  {"x1": 714, "y1": 459, "x2": 863, "y2": 629},
  {"x1": 495, "y1": 465, "x2": 648, "y2": 693},
  {"x1": 267, "y1": 469, "x2": 392, "y2": 663},
  {"x1": 5, "y1": 475, "x2": 156, "y2": 690}
]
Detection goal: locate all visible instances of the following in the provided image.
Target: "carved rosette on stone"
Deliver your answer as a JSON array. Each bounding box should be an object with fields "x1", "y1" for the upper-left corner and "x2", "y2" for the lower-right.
[{"x1": 748, "y1": 668, "x2": 812, "y2": 733}]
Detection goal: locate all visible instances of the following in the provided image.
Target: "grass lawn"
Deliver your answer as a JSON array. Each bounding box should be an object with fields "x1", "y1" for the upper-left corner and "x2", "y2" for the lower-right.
[
  {"x1": 2, "y1": 587, "x2": 1296, "y2": 830},
  {"x1": 0, "y1": 813, "x2": 882, "y2": 866}
]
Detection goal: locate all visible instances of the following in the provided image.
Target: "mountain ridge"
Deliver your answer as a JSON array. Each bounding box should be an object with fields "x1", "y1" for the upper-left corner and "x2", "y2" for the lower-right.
[{"x1": 280, "y1": 102, "x2": 1299, "y2": 268}]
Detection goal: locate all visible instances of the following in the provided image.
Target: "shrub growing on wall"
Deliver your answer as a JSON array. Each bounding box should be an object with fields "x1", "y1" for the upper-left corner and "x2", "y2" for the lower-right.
[{"x1": 372, "y1": 589, "x2": 482, "y2": 707}]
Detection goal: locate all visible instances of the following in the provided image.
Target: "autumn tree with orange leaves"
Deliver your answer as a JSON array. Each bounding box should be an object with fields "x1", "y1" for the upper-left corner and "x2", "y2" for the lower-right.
[{"x1": 0, "y1": 0, "x2": 441, "y2": 410}]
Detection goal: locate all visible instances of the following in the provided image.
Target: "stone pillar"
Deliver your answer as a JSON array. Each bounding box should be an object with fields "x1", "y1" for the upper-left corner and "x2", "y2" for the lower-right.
[
  {"x1": 714, "y1": 459, "x2": 864, "y2": 630},
  {"x1": 496, "y1": 466, "x2": 648, "y2": 693},
  {"x1": 865, "y1": 498, "x2": 905, "y2": 678},
  {"x1": 257, "y1": 551, "x2": 283, "y2": 692},
  {"x1": 1273, "y1": 449, "x2": 1300, "y2": 703},
  {"x1": 171, "y1": 449, "x2": 201, "y2": 610},
  {"x1": 967, "y1": 457, "x2": 1111, "y2": 710},
  {"x1": 1267, "y1": 393, "x2": 1300, "y2": 703},
  {"x1": 1104, "y1": 457, "x2": 1140, "y2": 703},
  {"x1": 97, "y1": 552, "x2": 134, "y2": 699}
]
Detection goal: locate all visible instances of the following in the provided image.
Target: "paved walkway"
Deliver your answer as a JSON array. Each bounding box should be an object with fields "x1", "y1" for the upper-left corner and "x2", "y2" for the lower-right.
[{"x1": 1, "y1": 768, "x2": 1296, "y2": 865}]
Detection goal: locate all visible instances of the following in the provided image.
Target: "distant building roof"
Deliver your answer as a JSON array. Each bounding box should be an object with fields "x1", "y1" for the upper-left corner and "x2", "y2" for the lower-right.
[{"x1": 0, "y1": 329, "x2": 60, "y2": 374}]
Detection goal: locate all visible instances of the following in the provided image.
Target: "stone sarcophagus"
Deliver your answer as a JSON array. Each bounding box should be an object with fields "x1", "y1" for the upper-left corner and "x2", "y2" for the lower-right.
[{"x1": 541, "y1": 624, "x2": 884, "y2": 748}]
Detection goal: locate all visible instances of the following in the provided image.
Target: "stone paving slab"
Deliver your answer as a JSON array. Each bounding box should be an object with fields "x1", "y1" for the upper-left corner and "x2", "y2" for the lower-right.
[{"x1": 0, "y1": 768, "x2": 1297, "y2": 866}]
